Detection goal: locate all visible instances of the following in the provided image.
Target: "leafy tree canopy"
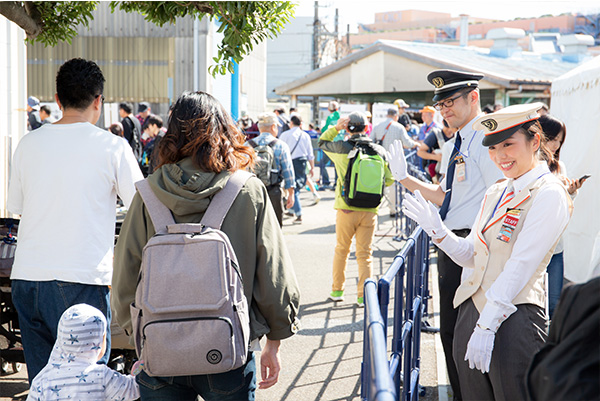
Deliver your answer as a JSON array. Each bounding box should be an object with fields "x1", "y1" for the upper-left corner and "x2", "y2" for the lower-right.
[{"x1": 0, "y1": 1, "x2": 296, "y2": 75}]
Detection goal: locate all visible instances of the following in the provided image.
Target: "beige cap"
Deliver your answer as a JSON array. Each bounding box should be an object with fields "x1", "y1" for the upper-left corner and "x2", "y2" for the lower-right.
[
  {"x1": 474, "y1": 102, "x2": 544, "y2": 147},
  {"x1": 257, "y1": 112, "x2": 281, "y2": 126}
]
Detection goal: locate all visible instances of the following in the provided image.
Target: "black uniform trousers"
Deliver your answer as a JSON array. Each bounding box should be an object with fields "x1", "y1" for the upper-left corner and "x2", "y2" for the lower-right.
[{"x1": 437, "y1": 228, "x2": 470, "y2": 401}]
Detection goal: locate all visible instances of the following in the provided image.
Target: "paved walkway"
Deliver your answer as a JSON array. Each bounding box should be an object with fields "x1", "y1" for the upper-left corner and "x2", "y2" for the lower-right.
[{"x1": 1, "y1": 183, "x2": 451, "y2": 401}]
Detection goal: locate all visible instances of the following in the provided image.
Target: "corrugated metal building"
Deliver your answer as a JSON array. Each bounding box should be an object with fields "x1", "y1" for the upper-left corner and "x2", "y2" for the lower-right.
[{"x1": 26, "y1": 2, "x2": 266, "y2": 123}]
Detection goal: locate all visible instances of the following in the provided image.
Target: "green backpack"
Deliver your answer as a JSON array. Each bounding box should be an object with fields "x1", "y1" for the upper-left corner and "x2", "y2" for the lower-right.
[{"x1": 343, "y1": 141, "x2": 386, "y2": 208}]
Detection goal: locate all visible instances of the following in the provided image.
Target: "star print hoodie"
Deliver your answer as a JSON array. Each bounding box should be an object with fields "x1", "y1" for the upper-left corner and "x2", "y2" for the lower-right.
[{"x1": 27, "y1": 304, "x2": 139, "y2": 401}]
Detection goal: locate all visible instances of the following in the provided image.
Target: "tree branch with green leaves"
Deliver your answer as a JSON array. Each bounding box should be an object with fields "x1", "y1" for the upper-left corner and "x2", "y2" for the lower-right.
[{"x1": 0, "y1": 1, "x2": 296, "y2": 76}]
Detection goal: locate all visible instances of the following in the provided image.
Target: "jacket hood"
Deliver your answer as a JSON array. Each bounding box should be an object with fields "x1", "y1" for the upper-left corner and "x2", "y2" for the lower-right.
[
  {"x1": 49, "y1": 304, "x2": 107, "y2": 366},
  {"x1": 147, "y1": 157, "x2": 232, "y2": 217}
]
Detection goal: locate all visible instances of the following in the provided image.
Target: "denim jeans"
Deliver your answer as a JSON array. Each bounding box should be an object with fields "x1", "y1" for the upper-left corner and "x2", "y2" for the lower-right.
[
  {"x1": 136, "y1": 352, "x2": 256, "y2": 400},
  {"x1": 546, "y1": 252, "x2": 564, "y2": 319},
  {"x1": 11, "y1": 279, "x2": 111, "y2": 383}
]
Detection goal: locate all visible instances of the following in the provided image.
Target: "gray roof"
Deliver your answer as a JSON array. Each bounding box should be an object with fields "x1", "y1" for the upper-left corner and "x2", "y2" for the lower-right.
[{"x1": 276, "y1": 39, "x2": 588, "y2": 94}]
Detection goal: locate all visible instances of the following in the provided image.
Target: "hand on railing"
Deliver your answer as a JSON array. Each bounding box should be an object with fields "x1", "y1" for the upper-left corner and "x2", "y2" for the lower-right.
[{"x1": 402, "y1": 190, "x2": 449, "y2": 241}]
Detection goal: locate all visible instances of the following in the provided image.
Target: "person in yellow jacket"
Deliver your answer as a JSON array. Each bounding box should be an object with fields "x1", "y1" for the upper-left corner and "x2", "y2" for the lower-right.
[
  {"x1": 318, "y1": 112, "x2": 395, "y2": 307},
  {"x1": 390, "y1": 103, "x2": 572, "y2": 400}
]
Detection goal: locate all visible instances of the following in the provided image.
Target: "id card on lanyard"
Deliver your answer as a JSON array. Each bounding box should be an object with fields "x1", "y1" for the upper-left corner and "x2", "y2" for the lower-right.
[
  {"x1": 497, "y1": 209, "x2": 522, "y2": 243},
  {"x1": 455, "y1": 156, "x2": 466, "y2": 182}
]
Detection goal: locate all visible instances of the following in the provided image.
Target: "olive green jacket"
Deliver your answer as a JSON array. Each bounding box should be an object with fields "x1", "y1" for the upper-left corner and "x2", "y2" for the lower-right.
[{"x1": 112, "y1": 158, "x2": 300, "y2": 342}]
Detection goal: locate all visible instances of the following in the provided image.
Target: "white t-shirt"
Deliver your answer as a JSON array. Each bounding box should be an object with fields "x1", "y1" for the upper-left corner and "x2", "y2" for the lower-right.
[{"x1": 8, "y1": 122, "x2": 143, "y2": 285}]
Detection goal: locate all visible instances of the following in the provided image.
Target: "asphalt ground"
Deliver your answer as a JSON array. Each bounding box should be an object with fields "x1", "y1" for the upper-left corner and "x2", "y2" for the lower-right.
[{"x1": 0, "y1": 173, "x2": 451, "y2": 401}]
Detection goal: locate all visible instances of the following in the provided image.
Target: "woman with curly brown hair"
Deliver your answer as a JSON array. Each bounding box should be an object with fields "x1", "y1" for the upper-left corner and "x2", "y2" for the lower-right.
[{"x1": 112, "y1": 91, "x2": 300, "y2": 401}]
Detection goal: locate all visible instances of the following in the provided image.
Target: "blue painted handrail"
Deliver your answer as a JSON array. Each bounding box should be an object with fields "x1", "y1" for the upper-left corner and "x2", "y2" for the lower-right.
[{"x1": 361, "y1": 226, "x2": 430, "y2": 401}]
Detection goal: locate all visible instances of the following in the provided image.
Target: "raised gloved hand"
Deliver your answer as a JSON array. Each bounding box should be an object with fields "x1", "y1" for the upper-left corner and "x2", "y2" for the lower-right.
[
  {"x1": 387, "y1": 140, "x2": 408, "y2": 181},
  {"x1": 402, "y1": 190, "x2": 449, "y2": 239},
  {"x1": 464, "y1": 326, "x2": 496, "y2": 373}
]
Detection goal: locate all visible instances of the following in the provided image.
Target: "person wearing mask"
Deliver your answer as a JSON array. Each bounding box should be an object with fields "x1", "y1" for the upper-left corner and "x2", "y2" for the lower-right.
[
  {"x1": 26, "y1": 96, "x2": 42, "y2": 131},
  {"x1": 388, "y1": 69, "x2": 503, "y2": 401},
  {"x1": 112, "y1": 91, "x2": 301, "y2": 400},
  {"x1": 401, "y1": 103, "x2": 572, "y2": 401}
]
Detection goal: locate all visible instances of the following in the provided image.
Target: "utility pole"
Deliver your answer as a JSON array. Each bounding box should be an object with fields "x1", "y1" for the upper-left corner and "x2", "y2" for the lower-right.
[
  {"x1": 312, "y1": 1, "x2": 319, "y2": 124},
  {"x1": 335, "y1": 8, "x2": 339, "y2": 61}
]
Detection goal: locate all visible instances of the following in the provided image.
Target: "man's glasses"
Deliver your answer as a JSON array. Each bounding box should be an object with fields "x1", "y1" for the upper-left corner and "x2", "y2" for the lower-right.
[
  {"x1": 97, "y1": 94, "x2": 105, "y2": 103},
  {"x1": 433, "y1": 90, "x2": 472, "y2": 111}
]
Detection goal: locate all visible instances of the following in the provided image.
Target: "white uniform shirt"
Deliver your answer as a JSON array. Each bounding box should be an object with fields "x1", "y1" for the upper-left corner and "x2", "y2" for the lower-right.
[
  {"x1": 279, "y1": 127, "x2": 314, "y2": 160},
  {"x1": 8, "y1": 122, "x2": 143, "y2": 285},
  {"x1": 372, "y1": 118, "x2": 417, "y2": 151},
  {"x1": 440, "y1": 114, "x2": 503, "y2": 230},
  {"x1": 438, "y1": 163, "x2": 570, "y2": 329}
]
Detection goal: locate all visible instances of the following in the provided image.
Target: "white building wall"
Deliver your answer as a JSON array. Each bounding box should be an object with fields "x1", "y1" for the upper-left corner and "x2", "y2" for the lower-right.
[
  {"x1": 0, "y1": 16, "x2": 27, "y2": 217},
  {"x1": 239, "y1": 41, "x2": 267, "y2": 119},
  {"x1": 267, "y1": 17, "x2": 313, "y2": 100}
]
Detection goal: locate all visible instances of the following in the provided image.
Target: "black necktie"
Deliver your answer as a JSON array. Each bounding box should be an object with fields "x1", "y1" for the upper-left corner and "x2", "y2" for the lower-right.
[{"x1": 439, "y1": 132, "x2": 462, "y2": 220}]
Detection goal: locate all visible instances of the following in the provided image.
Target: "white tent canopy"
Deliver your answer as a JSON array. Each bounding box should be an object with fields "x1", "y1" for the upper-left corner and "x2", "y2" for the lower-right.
[{"x1": 550, "y1": 55, "x2": 600, "y2": 282}]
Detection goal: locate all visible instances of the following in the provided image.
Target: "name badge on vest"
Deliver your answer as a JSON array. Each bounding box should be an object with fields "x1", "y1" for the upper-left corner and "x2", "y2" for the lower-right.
[
  {"x1": 455, "y1": 156, "x2": 466, "y2": 182},
  {"x1": 497, "y1": 209, "x2": 521, "y2": 243}
]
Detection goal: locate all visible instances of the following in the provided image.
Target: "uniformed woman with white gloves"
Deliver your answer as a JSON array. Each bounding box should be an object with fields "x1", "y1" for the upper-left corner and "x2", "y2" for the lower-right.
[{"x1": 390, "y1": 103, "x2": 573, "y2": 401}]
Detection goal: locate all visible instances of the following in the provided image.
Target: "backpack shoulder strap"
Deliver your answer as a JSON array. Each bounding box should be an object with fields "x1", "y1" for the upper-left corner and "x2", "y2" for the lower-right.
[
  {"x1": 135, "y1": 180, "x2": 175, "y2": 234},
  {"x1": 201, "y1": 170, "x2": 254, "y2": 230},
  {"x1": 267, "y1": 138, "x2": 278, "y2": 148},
  {"x1": 248, "y1": 138, "x2": 259, "y2": 148}
]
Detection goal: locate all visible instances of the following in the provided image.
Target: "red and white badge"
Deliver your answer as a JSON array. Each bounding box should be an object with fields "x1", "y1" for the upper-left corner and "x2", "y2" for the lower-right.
[{"x1": 497, "y1": 209, "x2": 522, "y2": 243}]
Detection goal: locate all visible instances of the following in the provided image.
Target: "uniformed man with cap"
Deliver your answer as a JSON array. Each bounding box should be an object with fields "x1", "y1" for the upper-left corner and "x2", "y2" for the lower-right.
[
  {"x1": 401, "y1": 103, "x2": 572, "y2": 401},
  {"x1": 388, "y1": 69, "x2": 503, "y2": 400}
]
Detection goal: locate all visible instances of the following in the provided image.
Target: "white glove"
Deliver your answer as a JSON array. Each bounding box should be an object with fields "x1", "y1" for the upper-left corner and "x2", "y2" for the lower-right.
[
  {"x1": 464, "y1": 326, "x2": 496, "y2": 373},
  {"x1": 387, "y1": 140, "x2": 408, "y2": 181},
  {"x1": 402, "y1": 190, "x2": 449, "y2": 239}
]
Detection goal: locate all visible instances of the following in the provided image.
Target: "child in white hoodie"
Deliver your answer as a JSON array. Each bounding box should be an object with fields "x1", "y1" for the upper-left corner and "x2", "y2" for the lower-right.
[{"x1": 27, "y1": 303, "x2": 139, "y2": 401}]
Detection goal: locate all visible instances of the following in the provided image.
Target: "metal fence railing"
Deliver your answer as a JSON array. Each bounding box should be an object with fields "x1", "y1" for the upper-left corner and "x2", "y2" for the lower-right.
[
  {"x1": 361, "y1": 226, "x2": 430, "y2": 401},
  {"x1": 361, "y1": 154, "x2": 434, "y2": 401}
]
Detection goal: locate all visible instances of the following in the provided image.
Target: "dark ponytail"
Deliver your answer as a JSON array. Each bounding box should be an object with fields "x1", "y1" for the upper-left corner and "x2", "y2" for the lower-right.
[
  {"x1": 521, "y1": 120, "x2": 556, "y2": 170},
  {"x1": 538, "y1": 115, "x2": 566, "y2": 173}
]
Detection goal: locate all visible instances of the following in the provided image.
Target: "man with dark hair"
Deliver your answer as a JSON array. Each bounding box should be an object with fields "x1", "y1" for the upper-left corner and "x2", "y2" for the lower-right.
[
  {"x1": 39, "y1": 105, "x2": 55, "y2": 124},
  {"x1": 279, "y1": 114, "x2": 314, "y2": 224},
  {"x1": 8, "y1": 58, "x2": 143, "y2": 383},
  {"x1": 119, "y1": 102, "x2": 143, "y2": 162},
  {"x1": 141, "y1": 114, "x2": 164, "y2": 176}
]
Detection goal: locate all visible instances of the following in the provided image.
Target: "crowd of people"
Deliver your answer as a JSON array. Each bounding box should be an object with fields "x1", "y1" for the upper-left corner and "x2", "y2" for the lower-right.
[{"x1": 11, "y1": 57, "x2": 597, "y2": 401}]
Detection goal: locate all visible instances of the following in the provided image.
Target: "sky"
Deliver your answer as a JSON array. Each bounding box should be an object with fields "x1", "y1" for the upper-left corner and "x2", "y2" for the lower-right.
[{"x1": 294, "y1": 0, "x2": 600, "y2": 33}]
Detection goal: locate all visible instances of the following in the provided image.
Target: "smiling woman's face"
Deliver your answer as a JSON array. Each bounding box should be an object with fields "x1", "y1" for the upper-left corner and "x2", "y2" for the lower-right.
[{"x1": 487, "y1": 129, "x2": 540, "y2": 179}]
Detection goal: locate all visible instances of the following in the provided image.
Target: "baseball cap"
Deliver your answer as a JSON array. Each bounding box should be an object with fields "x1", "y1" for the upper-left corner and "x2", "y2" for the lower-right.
[
  {"x1": 394, "y1": 99, "x2": 410, "y2": 108},
  {"x1": 420, "y1": 106, "x2": 436, "y2": 114},
  {"x1": 347, "y1": 111, "x2": 367, "y2": 133},
  {"x1": 257, "y1": 112, "x2": 281, "y2": 126},
  {"x1": 27, "y1": 96, "x2": 40, "y2": 110},
  {"x1": 138, "y1": 102, "x2": 150, "y2": 113}
]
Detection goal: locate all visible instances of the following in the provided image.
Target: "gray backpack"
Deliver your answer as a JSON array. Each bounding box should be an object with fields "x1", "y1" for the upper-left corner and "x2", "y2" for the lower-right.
[
  {"x1": 132, "y1": 171, "x2": 252, "y2": 377},
  {"x1": 249, "y1": 139, "x2": 280, "y2": 187}
]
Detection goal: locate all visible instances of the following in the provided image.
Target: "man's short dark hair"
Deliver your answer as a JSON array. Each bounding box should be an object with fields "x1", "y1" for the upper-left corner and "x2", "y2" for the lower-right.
[
  {"x1": 290, "y1": 115, "x2": 302, "y2": 126},
  {"x1": 39, "y1": 105, "x2": 51, "y2": 115},
  {"x1": 56, "y1": 58, "x2": 104, "y2": 110},
  {"x1": 119, "y1": 102, "x2": 133, "y2": 114},
  {"x1": 143, "y1": 114, "x2": 163, "y2": 130},
  {"x1": 274, "y1": 107, "x2": 286, "y2": 114}
]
